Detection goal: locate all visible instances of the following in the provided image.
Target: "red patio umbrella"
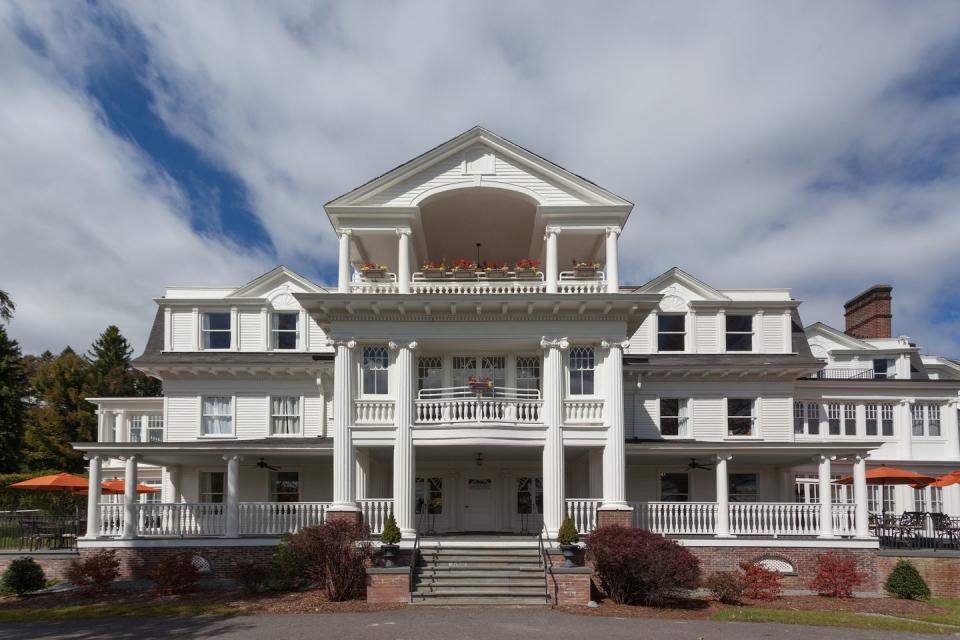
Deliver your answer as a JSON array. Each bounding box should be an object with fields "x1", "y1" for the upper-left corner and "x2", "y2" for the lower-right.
[
  {"x1": 834, "y1": 465, "x2": 937, "y2": 525},
  {"x1": 8, "y1": 472, "x2": 89, "y2": 492},
  {"x1": 930, "y1": 471, "x2": 960, "y2": 488},
  {"x1": 100, "y1": 479, "x2": 160, "y2": 495}
]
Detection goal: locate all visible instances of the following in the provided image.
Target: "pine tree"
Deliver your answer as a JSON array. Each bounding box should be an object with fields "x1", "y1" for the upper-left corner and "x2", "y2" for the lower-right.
[
  {"x1": 0, "y1": 326, "x2": 27, "y2": 471},
  {"x1": 0, "y1": 290, "x2": 14, "y2": 324},
  {"x1": 88, "y1": 325, "x2": 161, "y2": 397},
  {"x1": 88, "y1": 325, "x2": 133, "y2": 372}
]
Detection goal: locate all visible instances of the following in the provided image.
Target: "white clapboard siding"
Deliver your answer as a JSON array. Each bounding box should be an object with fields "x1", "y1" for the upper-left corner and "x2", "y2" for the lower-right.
[
  {"x1": 303, "y1": 395, "x2": 323, "y2": 437},
  {"x1": 691, "y1": 397, "x2": 725, "y2": 440},
  {"x1": 759, "y1": 396, "x2": 792, "y2": 441},
  {"x1": 491, "y1": 154, "x2": 585, "y2": 205},
  {"x1": 171, "y1": 310, "x2": 195, "y2": 351},
  {"x1": 695, "y1": 313, "x2": 720, "y2": 353},
  {"x1": 325, "y1": 398, "x2": 334, "y2": 430},
  {"x1": 628, "y1": 317, "x2": 652, "y2": 353},
  {"x1": 635, "y1": 397, "x2": 661, "y2": 439},
  {"x1": 165, "y1": 394, "x2": 200, "y2": 440},
  {"x1": 308, "y1": 318, "x2": 330, "y2": 352},
  {"x1": 239, "y1": 309, "x2": 264, "y2": 351},
  {"x1": 761, "y1": 313, "x2": 785, "y2": 353},
  {"x1": 236, "y1": 395, "x2": 268, "y2": 439}
]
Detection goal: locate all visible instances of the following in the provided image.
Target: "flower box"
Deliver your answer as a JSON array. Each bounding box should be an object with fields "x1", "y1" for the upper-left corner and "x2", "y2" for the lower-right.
[
  {"x1": 362, "y1": 269, "x2": 388, "y2": 280},
  {"x1": 468, "y1": 376, "x2": 493, "y2": 392},
  {"x1": 452, "y1": 270, "x2": 478, "y2": 280},
  {"x1": 515, "y1": 268, "x2": 540, "y2": 279},
  {"x1": 421, "y1": 267, "x2": 446, "y2": 279},
  {"x1": 485, "y1": 269, "x2": 510, "y2": 279},
  {"x1": 574, "y1": 266, "x2": 599, "y2": 278}
]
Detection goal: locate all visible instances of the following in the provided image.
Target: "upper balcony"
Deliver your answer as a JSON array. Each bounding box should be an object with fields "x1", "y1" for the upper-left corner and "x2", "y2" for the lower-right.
[{"x1": 349, "y1": 267, "x2": 608, "y2": 295}]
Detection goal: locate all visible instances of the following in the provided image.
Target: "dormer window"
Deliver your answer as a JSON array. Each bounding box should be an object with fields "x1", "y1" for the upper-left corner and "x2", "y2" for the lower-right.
[
  {"x1": 271, "y1": 312, "x2": 299, "y2": 350},
  {"x1": 873, "y1": 358, "x2": 895, "y2": 380},
  {"x1": 657, "y1": 314, "x2": 685, "y2": 352},
  {"x1": 201, "y1": 312, "x2": 231, "y2": 349},
  {"x1": 725, "y1": 315, "x2": 754, "y2": 351}
]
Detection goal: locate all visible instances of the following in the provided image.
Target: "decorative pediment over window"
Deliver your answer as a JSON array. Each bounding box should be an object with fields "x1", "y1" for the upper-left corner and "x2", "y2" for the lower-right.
[
  {"x1": 227, "y1": 266, "x2": 324, "y2": 299},
  {"x1": 804, "y1": 322, "x2": 873, "y2": 352},
  {"x1": 636, "y1": 268, "x2": 729, "y2": 304}
]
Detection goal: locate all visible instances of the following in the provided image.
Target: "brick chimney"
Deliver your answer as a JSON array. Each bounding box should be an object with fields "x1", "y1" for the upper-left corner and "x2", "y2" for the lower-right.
[{"x1": 843, "y1": 284, "x2": 892, "y2": 339}]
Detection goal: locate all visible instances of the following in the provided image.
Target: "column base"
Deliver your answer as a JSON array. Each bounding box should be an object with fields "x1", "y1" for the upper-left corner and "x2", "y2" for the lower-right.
[
  {"x1": 595, "y1": 509, "x2": 633, "y2": 529},
  {"x1": 400, "y1": 529, "x2": 417, "y2": 540},
  {"x1": 713, "y1": 533, "x2": 736, "y2": 539},
  {"x1": 326, "y1": 510, "x2": 363, "y2": 526}
]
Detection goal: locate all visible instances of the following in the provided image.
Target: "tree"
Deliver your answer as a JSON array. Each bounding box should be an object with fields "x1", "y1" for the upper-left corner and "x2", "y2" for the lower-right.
[
  {"x1": 87, "y1": 325, "x2": 161, "y2": 397},
  {"x1": 0, "y1": 327, "x2": 27, "y2": 472},
  {"x1": 0, "y1": 290, "x2": 14, "y2": 324}
]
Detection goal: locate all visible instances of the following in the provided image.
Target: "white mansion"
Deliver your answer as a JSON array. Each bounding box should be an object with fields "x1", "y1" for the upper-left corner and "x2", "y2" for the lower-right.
[{"x1": 77, "y1": 127, "x2": 960, "y2": 549}]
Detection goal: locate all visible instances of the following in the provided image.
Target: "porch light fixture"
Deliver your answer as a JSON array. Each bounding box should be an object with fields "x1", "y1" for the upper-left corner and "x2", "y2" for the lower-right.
[{"x1": 475, "y1": 452, "x2": 484, "y2": 467}]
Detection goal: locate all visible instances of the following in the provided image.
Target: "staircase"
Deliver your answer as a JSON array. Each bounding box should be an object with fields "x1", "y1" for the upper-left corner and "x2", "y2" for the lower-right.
[{"x1": 411, "y1": 542, "x2": 550, "y2": 605}]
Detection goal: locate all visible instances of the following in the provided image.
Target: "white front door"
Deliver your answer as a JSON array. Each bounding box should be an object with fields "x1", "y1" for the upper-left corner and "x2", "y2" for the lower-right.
[{"x1": 463, "y1": 477, "x2": 496, "y2": 531}]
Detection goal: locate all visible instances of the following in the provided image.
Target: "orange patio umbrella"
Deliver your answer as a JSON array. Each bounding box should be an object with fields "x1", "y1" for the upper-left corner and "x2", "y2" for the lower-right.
[
  {"x1": 100, "y1": 479, "x2": 160, "y2": 495},
  {"x1": 930, "y1": 471, "x2": 960, "y2": 488},
  {"x1": 834, "y1": 465, "x2": 936, "y2": 487},
  {"x1": 8, "y1": 472, "x2": 89, "y2": 492}
]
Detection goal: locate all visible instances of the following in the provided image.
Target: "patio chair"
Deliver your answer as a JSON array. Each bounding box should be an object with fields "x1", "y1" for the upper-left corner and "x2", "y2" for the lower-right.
[
  {"x1": 895, "y1": 512, "x2": 927, "y2": 548},
  {"x1": 930, "y1": 513, "x2": 960, "y2": 549},
  {"x1": 20, "y1": 520, "x2": 58, "y2": 552}
]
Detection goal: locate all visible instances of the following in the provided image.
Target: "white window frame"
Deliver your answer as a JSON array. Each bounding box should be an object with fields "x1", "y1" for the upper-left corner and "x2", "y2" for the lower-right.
[
  {"x1": 911, "y1": 403, "x2": 942, "y2": 438},
  {"x1": 269, "y1": 469, "x2": 301, "y2": 502},
  {"x1": 271, "y1": 311, "x2": 299, "y2": 350},
  {"x1": 868, "y1": 485, "x2": 896, "y2": 514},
  {"x1": 200, "y1": 395, "x2": 235, "y2": 437},
  {"x1": 659, "y1": 470, "x2": 690, "y2": 502},
  {"x1": 865, "y1": 404, "x2": 896, "y2": 438},
  {"x1": 659, "y1": 398, "x2": 689, "y2": 438},
  {"x1": 568, "y1": 346, "x2": 596, "y2": 396},
  {"x1": 361, "y1": 346, "x2": 390, "y2": 396},
  {"x1": 200, "y1": 311, "x2": 232, "y2": 350},
  {"x1": 728, "y1": 472, "x2": 759, "y2": 502},
  {"x1": 724, "y1": 314, "x2": 754, "y2": 352},
  {"x1": 793, "y1": 401, "x2": 820, "y2": 436},
  {"x1": 656, "y1": 314, "x2": 686, "y2": 352},
  {"x1": 515, "y1": 355, "x2": 541, "y2": 395},
  {"x1": 726, "y1": 398, "x2": 757, "y2": 438},
  {"x1": 199, "y1": 470, "x2": 225, "y2": 504},
  {"x1": 269, "y1": 395, "x2": 302, "y2": 436},
  {"x1": 417, "y1": 356, "x2": 443, "y2": 393}
]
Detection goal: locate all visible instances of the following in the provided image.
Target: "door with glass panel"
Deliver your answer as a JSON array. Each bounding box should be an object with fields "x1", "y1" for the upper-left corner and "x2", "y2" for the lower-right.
[{"x1": 452, "y1": 355, "x2": 506, "y2": 421}]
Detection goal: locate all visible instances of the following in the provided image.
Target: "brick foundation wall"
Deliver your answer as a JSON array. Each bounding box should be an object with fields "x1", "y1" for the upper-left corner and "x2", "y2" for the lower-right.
[
  {"x1": 78, "y1": 545, "x2": 275, "y2": 581},
  {"x1": 596, "y1": 509, "x2": 633, "y2": 529},
  {"x1": 876, "y1": 555, "x2": 960, "y2": 598},
  {"x1": 0, "y1": 553, "x2": 79, "y2": 581},
  {"x1": 549, "y1": 568, "x2": 592, "y2": 606},
  {"x1": 366, "y1": 568, "x2": 410, "y2": 603},
  {"x1": 325, "y1": 511, "x2": 363, "y2": 526}
]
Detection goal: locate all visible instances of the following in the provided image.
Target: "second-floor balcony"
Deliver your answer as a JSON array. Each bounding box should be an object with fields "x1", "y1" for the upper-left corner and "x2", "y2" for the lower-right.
[
  {"x1": 348, "y1": 268, "x2": 607, "y2": 295},
  {"x1": 415, "y1": 386, "x2": 543, "y2": 424}
]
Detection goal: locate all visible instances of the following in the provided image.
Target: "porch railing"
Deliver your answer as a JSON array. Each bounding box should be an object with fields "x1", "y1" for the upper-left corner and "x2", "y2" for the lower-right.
[
  {"x1": 239, "y1": 502, "x2": 329, "y2": 535},
  {"x1": 354, "y1": 400, "x2": 396, "y2": 425},
  {"x1": 358, "y1": 499, "x2": 393, "y2": 536},
  {"x1": 634, "y1": 502, "x2": 718, "y2": 535},
  {"x1": 630, "y1": 501, "x2": 857, "y2": 537},
  {"x1": 349, "y1": 270, "x2": 611, "y2": 295},
  {"x1": 136, "y1": 503, "x2": 225, "y2": 537},
  {"x1": 566, "y1": 499, "x2": 602, "y2": 533},
  {"x1": 415, "y1": 386, "x2": 542, "y2": 424},
  {"x1": 728, "y1": 502, "x2": 819, "y2": 536},
  {"x1": 563, "y1": 399, "x2": 604, "y2": 424}
]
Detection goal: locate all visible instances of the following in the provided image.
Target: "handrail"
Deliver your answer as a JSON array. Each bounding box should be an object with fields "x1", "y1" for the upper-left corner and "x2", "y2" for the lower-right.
[
  {"x1": 538, "y1": 529, "x2": 552, "y2": 605},
  {"x1": 417, "y1": 385, "x2": 541, "y2": 400}
]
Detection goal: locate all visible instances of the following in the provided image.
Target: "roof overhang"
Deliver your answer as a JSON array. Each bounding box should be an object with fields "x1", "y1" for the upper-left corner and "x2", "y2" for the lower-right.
[
  {"x1": 72, "y1": 440, "x2": 334, "y2": 467},
  {"x1": 626, "y1": 440, "x2": 881, "y2": 465},
  {"x1": 625, "y1": 355, "x2": 824, "y2": 380}
]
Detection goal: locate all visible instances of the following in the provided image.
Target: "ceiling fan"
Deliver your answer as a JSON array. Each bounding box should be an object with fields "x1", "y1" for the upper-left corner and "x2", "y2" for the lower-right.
[
  {"x1": 256, "y1": 458, "x2": 280, "y2": 471},
  {"x1": 686, "y1": 458, "x2": 713, "y2": 471}
]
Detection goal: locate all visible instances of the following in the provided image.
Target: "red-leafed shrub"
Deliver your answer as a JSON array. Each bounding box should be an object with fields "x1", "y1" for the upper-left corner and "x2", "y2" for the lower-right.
[
  {"x1": 66, "y1": 550, "x2": 120, "y2": 595},
  {"x1": 234, "y1": 559, "x2": 270, "y2": 594},
  {"x1": 738, "y1": 562, "x2": 782, "y2": 600},
  {"x1": 286, "y1": 520, "x2": 373, "y2": 601},
  {"x1": 151, "y1": 552, "x2": 200, "y2": 595},
  {"x1": 808, "y1": 552, "x2": 867, "y2": 598},
  {"x1": 587, "y1": 525, "x2": 701, "y2": 606},
  {"x1": 704, "y1": 571, "x2": 744, "y2": 604}
]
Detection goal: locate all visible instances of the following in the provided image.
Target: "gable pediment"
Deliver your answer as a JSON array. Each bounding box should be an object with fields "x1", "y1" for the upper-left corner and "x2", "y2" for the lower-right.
[
  {"x1": 803, "y1": 322, "x2": 873, "y2": 352},
  {"x1": 635, "y1": 268, "x2": 730, "y2": 308},
  {"x1": 228, "y1": 266, "x2": 324, "y2": 300}
]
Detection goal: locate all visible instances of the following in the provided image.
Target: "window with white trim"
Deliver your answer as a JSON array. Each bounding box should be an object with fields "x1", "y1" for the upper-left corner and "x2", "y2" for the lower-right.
[
  {"x1": 729, "y1": 473, "x2": 758, "y2": 502},
  {"x1": 516, "y1": 356, "x2": 541, "y2": 394},
  {"x1": 657, "y1": 314, "x2": 685, "y2": 352},
  {"x1": 201, "y1": 312, "x2": 231, "y2": 349},
  {"x1": 199, "y1": 471, "x2": 224, "y2": 503},
  {"x1": 270, "y1": 396, "x2": 300, "y2": 435},
  {"x1": 660, "y1": 472, "x2": 689, "y2": 502},
  {"x1": 794, "y1": 401, "x2": 819, "y2": 435},
  {"x1": 201, "y1": 396, "x2": 233, "y2": 436},
  {"x1": 516, "y1": 477, "x2": 543, "y2": 515},
  {"x1": 865, "y1": 404, "x2": 895, "y2": 437},
  {"x1": 417, "y1": 357, "x2": 443, "y2": 392},
  {"x1": 727, "y1": 399, "x2": 755, "y2": 436},
  {"x1": 868, "y1": 485, "x2": 896, "y2": 514},
  {"x1": 795, "y1": 474, "x2": 851, "y2": 504},
  {"x1": 416, "y1": 477, "x2": 443, "y2": 514},
  {"x1": 659, "y1": 398, "x2": 688, "y2": 437},
  {"x1": 725, "y1": 315, "x2": 754, "y2": 352},
  {"x1": 912, "y1": 403, "x2": 942, "y2": 437},
  {"x1": 270, "y1": 471, "x2": 300, "y2": 502},
  {"x1": 140, "y1": 480, "x2": 162, "y2": 504},
  {"x1": 362, "y1": 346, "x2": 389, "y2": 395},
  {"x1": 569, "y1": 347, "x2": 595, "y2": 395},
  {"x1": 271, "y1": 312, "x2": 298, "y2": 350},
  {"x1": 873, "y1": 358, "x2": 895, "y2": 380}
]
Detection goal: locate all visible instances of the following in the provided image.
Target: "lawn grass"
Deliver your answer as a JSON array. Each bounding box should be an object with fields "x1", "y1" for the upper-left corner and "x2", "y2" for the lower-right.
[
  {"x1": 0, "y1": 601, "x2": 242, "y2": 623},
  {"x1": 890, "y1": 598, "x2": 960, "y2": 628},
  {"x1": 711, "y1": 607, "x2": 955, "y2": 635}
]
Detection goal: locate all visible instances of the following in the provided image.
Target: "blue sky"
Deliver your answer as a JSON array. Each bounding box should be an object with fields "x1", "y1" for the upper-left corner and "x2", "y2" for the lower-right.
[{"x1": 1, "y1": 1, "x2": 959, "y2": 358}]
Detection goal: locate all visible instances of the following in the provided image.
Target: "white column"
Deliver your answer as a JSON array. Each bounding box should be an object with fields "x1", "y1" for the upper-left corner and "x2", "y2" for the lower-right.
[
  {"x1": 898, "y1": 399, "x2": 914, "y2": 458},
  {"x1": 817, "y1": 454, "x2": 836, "y2": 538},
  {"x1": 714, "y1": 454, "x2": 733, "y2": 537},
  {"x1": 163, "y1": 306, "x2": 172, "y2": 351},
  {"x1": 167, "y1": 465, "x2": 182, "y2": 503},
  {"x1": 229, "y1": 306, "x2": 239, "y2": 351},
  {"x1": 605, "y1": 227, "x2": 620, "y2": 294},
  {"x1": 121, "y1": 455, "x2": 139, "y2": 540},
  {"x1": 330, "y1": 339, "x2": 358, "y2": 510},
  {"x1": 391, "y1": 341, "x2": 417, "y2": 537},
  {"x1": 396, "y1": 229, "x2": 411, "y2": 294},
  {"x1": 945, "y1": 400, "x2": 960, "y2": 459},
  {"x1": 84, "y1": 456, "x2": 102, "y2": 538},
  {"x1": 540, "y1": 337, "x2": 568, "y2": 537},
  {"x1": 355, "y1": 448, "x2": 370, "y2": 501},
  {"x1": 545, "y1": 229, "x2": 559, "y2": 294},
  {"x1": 224, "y1": 454, "x2": 241, "y2": 538},
  {"x1": 600, "y1": 339, "x2": 629, "y2": 510},
  {"x1": 853, "y1": 455, "x2": 870, "y2": 538},
  {"x1": 337, "y1": 231, "x2": 352, "y2": 293}
]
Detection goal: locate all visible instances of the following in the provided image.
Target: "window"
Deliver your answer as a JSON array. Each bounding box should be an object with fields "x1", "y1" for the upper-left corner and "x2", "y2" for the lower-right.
[
  {"x1": 725, "y1": 315, "x2": 754, "y2": 352},
  {"x1": 659, "y1": 399, "x2": 688, "y2": 437},
  {"x1": 873, "y1": 358, "x2": 895, "y2": 380},
  {"x1": 727, "y1": 399, "x2": 755, "y2": 436},
  {"x1": 912, "y1": 403, "x2": 942, "y2": 437},
  {"x1": 657, "y1": 314, "x2": 685, "y2": 351},
  {"x1": 660, "y1": 472, "x2": 689, "y2": 502},
  {"x1": 199, "y1": 471, "x2": 224, "y2": 503},
  {"x1": 931, "y1": 487, "x2": 944, "y2": 513},
  {"x1": 416, "y1": 477, "x2": 443, "y2": 514},
  {"x1": 140, "y1": 480, "x2": 162, "y2": 504},
  {"x1": 270, "y1": 396, "x2": 300, "y2": 435},
  {"x1": 868, "y1": 485, "x2": 896, "y2": 513},
  {"x1": 826, "y1": 403, "x2": 856, "y2": 436},
  {"x1": 827, "y1": 403, "x2": 841, "y2": 436},
  {"x1": 844, "y1": 405, "x2": 856, "y2": 436},
  {"x1": 362, "y1": 346, "x2": 389, "y2": 395},
  {"x1": 794, "y1": 402, "x2": 819, "y2": 435},
  {"x1": 453, "y1": 356, "x2": 476, "y2": 387},
  {"x1": 271, "y1": 312, "x2": 298, "y2": 350},
  {"x1": 794, "y1": 474, "x2": 850, "y2": 504},
  {"x1": 417, "y1": 357, "x2": 443, "y2": 393},
  {"x1": 516, "y1": 356, "x2": 541, "y2": 394},
  {"x1": 201, "y1": 312, "x2": 231, "y2": 349},
  {"x1": 913, "y1": 487, "x2": 927, "y2": 512},
  {"x1": 147, "y1": 415, "x2": 163, "y2": 442},
  {"x1": 130, "y1": 415, "x2": 164, "y2": 443},
  {"x1": 481, "y1": 356, "x2": 506, "y2": 391},
  {"x1": 201, "y1": 396, "x2": 233, "y2": 436},
  {"x1": 569, "y1": 347, "x2": 595, "y2": 395},
  {"x1": 270, "y1": 471, "x2": 300, "y2": 502},
  {"x1": 880, "y1": 403, "x2": 895, "y2": 436},
  {"x1": 866, "y1": 404, "x2": 878, "y2": 436},
  {"x1": 516, "y1": 477, "x2": 543, "y2": 515},
  {"x1": 912, "y1": 404, "x2": 924, "y2": 437},
  {"x1": 729, "y1": 473, "x2": 758, "y2": 502}
]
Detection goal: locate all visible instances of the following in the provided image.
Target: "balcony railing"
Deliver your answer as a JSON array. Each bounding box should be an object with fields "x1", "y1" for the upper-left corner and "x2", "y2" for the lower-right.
[
  {"x1": 415, "y1": 386, "x2": 542, "y2": 424},
  {"x1": 566, "y1": 499, "x2": 602, "y2": 533},
  {"x1": 348, "y1": 269, "x2": 608, "y2": 294},
  {"x1": 354, "y1": 400, "x2": 396, "y2": 425},
  {"x1": 812, "y1": 368, "x2": 876, "y2": 380},
  {"x1": 563, "y1": 399, "x2": 604, "y2": 424}
]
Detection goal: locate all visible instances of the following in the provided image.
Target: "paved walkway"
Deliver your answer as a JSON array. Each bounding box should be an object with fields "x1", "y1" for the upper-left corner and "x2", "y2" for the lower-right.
[{"x1": 0, "y1": 606, "x2": 940, "y2": 640}]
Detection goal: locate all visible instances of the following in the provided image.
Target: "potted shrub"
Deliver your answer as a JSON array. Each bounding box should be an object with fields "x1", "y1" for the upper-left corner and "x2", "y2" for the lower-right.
[
  {"x1": 467, "y1": 375, "x2": 493, "y2": 393},
  {"x1": 514, "y1": 258, "x2": 542, "y2": 278},
  {"x1": 420, "y1": 260, "x2": 446, "y2": 279},
  {"x1": 380, "y1": 512, "x2": 402, "y2": 567},
  {"x1": 572, "y1": 258, "x2": 601, "y2": 278},
  {"x1": 480, "y1": 260, "x2": 509, "y2": 279},
  {"x1": 359, "y1": 262, "x2": 388, "y2": 279},
  {"x1": 451, "y1": 258, "x2": 478, "y2": 279},
  {"x1": 557, "y1": 516, "x2": 580, "y2": 567}
]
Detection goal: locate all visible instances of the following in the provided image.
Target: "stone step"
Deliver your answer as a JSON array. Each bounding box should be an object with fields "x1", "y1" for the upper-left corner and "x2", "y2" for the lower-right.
[
  {"x1": 415, "y1": 567, "x2": 545, "y2": 577},
  {"x1": 419, "y1": 548, "x2": 541, "y2": 558},
  {"x1": 418, "y1": 555, "x2": 543, "y2": 564},
  {"x1": 413, "y1": 586, "x2": 549, "y2": 596},
  {"x1": 410, "y1": 595, "x2": 550, "y2": 606},
  {"x1": 414, "y1": 576, "x2": 546, "y2": 587}
]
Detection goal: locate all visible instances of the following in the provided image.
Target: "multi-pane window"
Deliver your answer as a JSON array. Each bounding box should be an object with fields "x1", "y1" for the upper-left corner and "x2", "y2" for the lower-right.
[
  {"x1": 868, "y1": 485, "x2": 896, "y2": 513},
  {"x1": 657, "y1": 314, "x2": 685, "y2": 351},
  {"x1": 481, "y1": 356, "x2": 506, "y2": 390},
  {"x1": 880, "y1": 404, "x2": 895, "y2": 436},
  {"x1": 912, "y1": 404, "x2": 942, "y2": 437},
  {"x1": 827, "y1": 403, "x2": 856, "y2": 436},
  {"x1": 201, "y1": 312, "x2": 231, "y2": 349},
  {"x1": 931, "y1": 487, "x2": 944, "y2": 513},
  {"x1": 793, "y1": 402, "x2": 819, "y2": 435},
  {"x1": 727, "y1": 399, "x2": 755, "y2": 436},
  {"x1": 569, "y1": 347, "x2": 595, "y2": 395},
  {"x1": 913, "y1": 487, "x2": 927, "y2": 512},
  {"x1": 199, "y1": 471, "x2": 225, "y2": 503},
  {"x1": 140, "y1": 480, "x2": 162, "y2": 504},
  {"x1": 453, "y1": 356, "x2": 476, "y2": 387},
  {"x1": 873, "y1": 358, "x2": 895, "y2": 380},
  {"x1": 912, "y1": 486, "x2": 944, "y2": 513},
  {"x1": 147, "y1": 415, "x2": 163, "y2": 442},
  {"x1": 130, "y1": 415, "x2": 164, "y2": 443},
  {"x1": 416, "y1": 477, "x2": 443, "y2": 514},
  {"x1": 659, "y1": 399, "x2": 688, "y2": 437},
  {"x1": 270, "y1": 396, "x2": 300, "y2": 435},
  {"x1": 660, "y1": 472, "x2": 689, "y2": 502},
  {"x1": 362, "y1": 346, "x2": 389, "y2": 395},
  {"x1": 795, "y1": 474, "x2": 850, "y2": 504},
  {"x1": 516, "y1": 356, "x2": 541, "y2": 395},
  {"x1": 827, "y1": 403, "x2": 842, "y2": 436},
  {"x1": 725, "y1": 315, "x2": 754, "y2": 351},
  {"x1": 865, "y1": 405, "x2": 878, "y2": 436},
  {"x1": 201, "y1": 396, "x2": 233, "y2": 436},
  {"x1": 516, "y1": 477, "x2": 543, "y2": 515},
  {"x1": 270, "y1": 471, "x2": 300, "y2": 502},
  {"x1": 729, "y1": 473, "x2": 758, "y2": 502},
  {"x1": 271, "y1": 312, "x2": 298, "y2": 350},
  {"x1": 417, "y1": 357, "x2": 443, "y2": 392},
  {"x1": 844, "y1": 405, "x2": 856, "y2": 436}
]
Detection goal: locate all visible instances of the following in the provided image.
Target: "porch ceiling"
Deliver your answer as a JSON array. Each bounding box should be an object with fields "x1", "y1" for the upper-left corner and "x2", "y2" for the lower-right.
[
  {"x1": 71, "y1": 439, "x2": 333, "y2": 467},
  {"x1": 626, "y1": 439, "x2": 881, "y2": 466}
]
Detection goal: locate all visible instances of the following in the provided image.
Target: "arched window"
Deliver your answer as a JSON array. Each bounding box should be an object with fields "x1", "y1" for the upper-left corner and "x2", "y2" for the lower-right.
[{"x1": 362, "y1": 346, "x2": 389, "y2": 395}]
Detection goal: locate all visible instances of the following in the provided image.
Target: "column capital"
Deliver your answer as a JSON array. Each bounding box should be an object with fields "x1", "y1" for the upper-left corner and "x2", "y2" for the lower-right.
[
  {"x1": 600, "y1": 338, "x2": 630, "y2": 350},
  {"x1": 388, "y1": 340, "x2": 418, "y2": 351},
  {"x1": 338, "y1": 229, "x2": 353, "y2": 238},
  {"x1": 221, "y1": 454, "x2": 244, "y2": 462},
  {"x1": 119, "y1": 454, "x2": 140, "y2": 462},
  {"x1": 544, "y1": 226, "x2": 562, "y2": 240},
  {"x1": 854, "y1": 454, "x2": 869, "y2": 464},
  {"x1": 394, "y1": 227, "x2": 411, "y2": 238},
  {"x1": 328, "y1": 337, "x2": 357, "y2": 350},
  {"x1": 813, "y1": 454, "x2": 837, "y2": 463},
  {"x1": 604, "y1": 226, "x2": 622, "y2": 237},
  {"x1": 714, "y1": 454, "x2": 733, "y2": 463},
  {"x1": 540, "y1": 336, "x2": 569, "y2": 351},
  {"x1": 899, "y1": 398, "x2": 914, "y2": 406},
  {"x1": 947, "y1": 397, "x2": 959, "y2": 408}
]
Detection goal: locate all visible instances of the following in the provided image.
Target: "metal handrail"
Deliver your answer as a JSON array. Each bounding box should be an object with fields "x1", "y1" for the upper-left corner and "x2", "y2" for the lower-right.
[
  {"x1": 538, "y1": 529, "x2": 552, "y2": 604},
  {"x1": 417, "y1": 385, "x2": 541, "y2": 400}
]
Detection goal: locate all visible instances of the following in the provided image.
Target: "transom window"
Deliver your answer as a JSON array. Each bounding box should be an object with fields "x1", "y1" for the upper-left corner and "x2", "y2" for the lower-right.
[
  {"x1": 201, "y1": 396, "x2": 233, "y2": 436},
  {"x1": 270, "y1": 471, "x2": 300, "y2": 502},
  {"x1": 912, "y1": 403, "x2": 941, "y2": 437},
  {"x1": 417, "y1": 357, "x2": 443, "y2": 392},
  {"x1": 416, "y1": 477, "x2": 443, "y2": 514},
  {"x1": 657, "y1": 314, "x2": 685, "y2": 352},
  {"x1": 727, "y1": 399, "x2": 755, "y2": 437},
  {"x1": 660, "y1": 472, "x2": 689, "y2": 502},
  {"x1": 516, "y1": 356, "x2": 541, "y2": 394},
  {"x1": 793, "y1": 401, "x2": 819, "y2": 435},
  {"x1": 362, "y1": 346, "x2": 389, "y2": 395},
  {"x1": 659, "y1": 398, "x2": 688, "y2": 437},
  {"x1": 729, "y1": 473, "x2": 758, "y2": 502},
  {"x1": 866, "y1": 403, "x2": 895, "y2": 437},
  {"x1": 725, "y1": 315, "x2": 754, "y2": 351},
  {"x1": 199, "y1": 471, "x2": 224, "y2": 503},
  {"x1": 201, "y1": 312, "x2": 231, "y2": 349},
  {"x1": 516, "y1": 477, "x2": 543, "y2": 515},
  {"x1": 569, "y1": 347, "x2": 595, "y2": 395},
  {"x1": 270, "y1": 396, "x2": 300, "y2": 435},
  {"x1": 271, "y1": 312, "x2": 299, "y2": 350}
]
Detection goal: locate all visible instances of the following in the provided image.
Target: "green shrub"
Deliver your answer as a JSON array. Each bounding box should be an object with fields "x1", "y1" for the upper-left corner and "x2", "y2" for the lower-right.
[
  {"x1": 557, "y1": 517, "x2": 580, "y2": 545},
  {"x1": 884, "y1": 560, "x2": 930, "y2": 600},
  {"x1": 2, "y1": 557, "x2": 46, "y2": 596},
  {"x1": 65, "y1": 550, "x2": 120, "y2": 594},
  {"x1": 270, "y1": 541, "x2": 305, "y2": 591},
  {"x1": 704, "y1": 571, "x2": 744, "y2": 604},
  {"x1": 380, "y1": 513, "x2": 401, "y2": 545}
]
